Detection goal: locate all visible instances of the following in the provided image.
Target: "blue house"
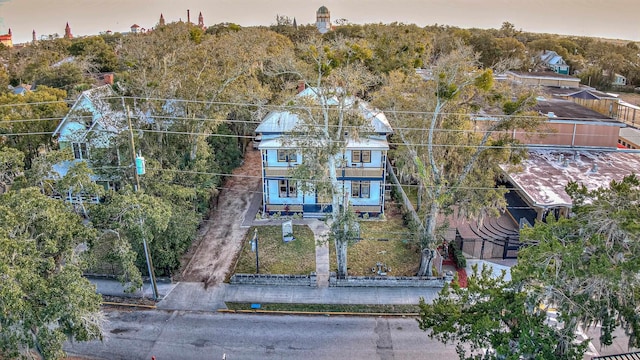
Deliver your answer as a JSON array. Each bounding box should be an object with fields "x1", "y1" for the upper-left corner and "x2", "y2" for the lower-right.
[
  {"x1": 52, "y1": 85, "x2": 136, "y2": 191},
  {"x1": 255, "y1": 87, "x2": 393, "y2": 218},
  {"x1": 539, "y1": 50, "x2": 570, "y2": 75}
]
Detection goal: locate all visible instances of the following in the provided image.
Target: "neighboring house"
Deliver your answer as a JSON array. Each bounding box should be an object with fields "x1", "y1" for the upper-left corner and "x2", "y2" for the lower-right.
[
  {"x1": 602, "y1": 70, "x2": 628, "y2": 86},
  {"x1": 538, "y1": 50, "x2": 570, "y2": 75},
  {"x1": 9, "y1": 84, "x2": 32, "y2": 95},
  {"x1": 510, "y1": 96, "x2": 625, "y2": 149},
  {"x1": 498, "y1": 86, "x2": 638, "y2": 222},
  {"x1": 613, "y1": 73, "x2": 627, "y2": 86},
  {"x1": 255, "y1": 87, "x2": 393, "y2": 218},
  {"x1": 52, "y1": 85, "x2": 132, "y2": 191},
  {"x1": 500, "y1": 150, "x2": 640, "y2": 222}
]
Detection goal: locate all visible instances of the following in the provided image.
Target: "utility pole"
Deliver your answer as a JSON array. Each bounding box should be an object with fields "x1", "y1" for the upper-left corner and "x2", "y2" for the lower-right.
[
  {"x1": 127, "y1": 106, "x2": 159, "y2": 300},
  {"x1": 127, "y1": 106, "x2": 141, "y2": 192}
]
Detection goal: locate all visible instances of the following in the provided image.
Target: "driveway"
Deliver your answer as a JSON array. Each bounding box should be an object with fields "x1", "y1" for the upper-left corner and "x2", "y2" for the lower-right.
[{"x1": 178, "y1": 149, "x2": 262, "y2": 286}]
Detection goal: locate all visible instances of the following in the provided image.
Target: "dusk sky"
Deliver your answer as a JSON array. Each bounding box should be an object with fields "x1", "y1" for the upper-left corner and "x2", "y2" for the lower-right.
[{"x1": 1, "y1": 0, "x2": 639, "y2": 44}]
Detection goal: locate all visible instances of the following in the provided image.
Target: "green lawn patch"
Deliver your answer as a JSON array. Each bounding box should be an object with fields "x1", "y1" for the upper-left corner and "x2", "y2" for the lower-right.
[
  {"x1": 225, "y1": 302, "x2": 420, "y2": 314},
  {"x1": 329, "y1": 216, "x2": 421, "y2": 276},
  {"x1": 234, "y1": 225, "x2": 316, "y2": 274}
]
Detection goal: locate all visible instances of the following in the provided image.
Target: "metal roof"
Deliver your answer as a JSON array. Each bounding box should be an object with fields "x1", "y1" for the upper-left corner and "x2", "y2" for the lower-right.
[
  {"x1": 255, "y1": 87, "x2": 393, "y2": 134},
  {"x1": 258, "y1": 137, "x2": 388, "y2": 150}
]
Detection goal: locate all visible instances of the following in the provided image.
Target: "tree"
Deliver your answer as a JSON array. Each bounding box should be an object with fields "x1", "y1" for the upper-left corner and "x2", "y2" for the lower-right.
[
  {"x1": 515, "y1": 174, "x2": 640, "y2": 350},
  {"x1": 0, "y1": 187, "x2": 103, "y2": 360},
  {"x1": 0, "y1": 147, "x2": 24, "y2": 193},
  {"x1": 373, "y1": 45, "x2": 538, "y2": 276},
  {"x1": 0, "y1": 65, "x2": 9, "y2": 93},
  {"x1": 419, "y1": 264, "x2": 588, "y2": 359},
  {"x1": 271, "y1": 36, "x2": 380, "y2": 277},
  {"x1": 420, "y1": 175, "x2": 640, "y2": 359},
  {"x1": 119, "y1": 25, "x2": 293, "y2": 201},
  {"x1": 0, "y1": 86, "x2": 69, "y2": 167}
]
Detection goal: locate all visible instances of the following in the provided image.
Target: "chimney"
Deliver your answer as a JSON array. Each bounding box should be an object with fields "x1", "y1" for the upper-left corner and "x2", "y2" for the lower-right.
[
  {"x1": 297, "y1": 80, "x2": 306, "y2": 94},
  {"x1": 103, "y1": 73, "x2": 114, "y2": 85},
  {"x1": 187, "y1": 9, "x2": 191, "y2": 24}
]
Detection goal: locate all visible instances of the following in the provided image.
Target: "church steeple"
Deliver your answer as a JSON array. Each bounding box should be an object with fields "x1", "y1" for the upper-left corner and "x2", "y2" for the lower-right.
[
  {"x1": 198, "y1": 12, "x2": 204, "y2": 29},
  {"x1": 159, "y1": 13, "x2": 165, "y2": 26},
  {"x1": 64, "y1": 22, "x2": 73, "y2": 39}
]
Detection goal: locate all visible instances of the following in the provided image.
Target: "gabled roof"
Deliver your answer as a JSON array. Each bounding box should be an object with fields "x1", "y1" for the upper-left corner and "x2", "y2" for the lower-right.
[
  {"x1": 256, "y1": 87, "x2": 392, "y2": 134},
  {"x1": 539, "y1": 50, "x2": 566, "y2": 66},
  {"x1": 567, "y1": 90, "x2": 601, "y2": 100},
  {"x1": 53, "y1": 85, "x2": 122, "y2": 138},
  {"x1": 10, "y1": 84, "x2": 31, "y2": 95}
]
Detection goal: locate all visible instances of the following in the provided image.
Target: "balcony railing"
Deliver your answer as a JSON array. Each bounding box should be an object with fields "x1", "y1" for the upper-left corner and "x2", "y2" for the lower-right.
[{"x1": 264, "y1": 166, "x2": 384, "y2": 178}]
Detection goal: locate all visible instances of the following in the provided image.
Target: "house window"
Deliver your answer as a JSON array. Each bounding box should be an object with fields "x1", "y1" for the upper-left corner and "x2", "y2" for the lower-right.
[
  {"x1": 351, "y1": 181, "x2": 370, "y2": 198},
  {"x1": 279, "y1": 179, "x2": 297, "y2": 198},
  {"x1": 72, "y1": 142, "x2": 88, "y2": 160},
  {"x1": 277, "y1": 150, "x2": 297, "y2": 163},
  {"x1": 352, "y1": 150, "x2": 371, "y2": 163}
]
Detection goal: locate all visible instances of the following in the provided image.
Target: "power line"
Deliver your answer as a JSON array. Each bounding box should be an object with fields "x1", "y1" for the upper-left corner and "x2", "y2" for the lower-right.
[
  {"x1": 0, "y1": 94, "x2": 630, "y2": 124},
  {"x1": 2, "y1": 125, "x2": 630, "y2": 145},
  {"x1": 86, "y1": 164, "x2": 601, "y2": 196}
]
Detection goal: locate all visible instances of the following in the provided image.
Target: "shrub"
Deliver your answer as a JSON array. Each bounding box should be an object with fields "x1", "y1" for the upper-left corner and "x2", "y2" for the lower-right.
[{"x1": 449, "y1": 243, "x2": 467, "y2": 269}]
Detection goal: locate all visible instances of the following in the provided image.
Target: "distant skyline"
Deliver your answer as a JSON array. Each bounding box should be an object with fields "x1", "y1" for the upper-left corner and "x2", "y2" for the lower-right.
[{"x1": 1, "y1": 0, "x2": 639, "y2": 44}]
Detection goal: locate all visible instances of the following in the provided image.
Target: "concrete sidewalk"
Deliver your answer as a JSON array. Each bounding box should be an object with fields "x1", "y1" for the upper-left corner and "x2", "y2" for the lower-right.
[
  {"x1": 90, "y1": 278, "x2": 441, "y2": 312},
  {"x1": 90, "y1": 257, "x2": 515, "y2": 313},
  {"x1": 157, "y1": 282, "x2": 441, "y2": 312}
]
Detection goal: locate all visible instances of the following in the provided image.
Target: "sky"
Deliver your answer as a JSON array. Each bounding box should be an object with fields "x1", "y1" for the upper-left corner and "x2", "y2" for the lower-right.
[{"x1": 1, "y1": 0, "x2": 639, "y2": 44}]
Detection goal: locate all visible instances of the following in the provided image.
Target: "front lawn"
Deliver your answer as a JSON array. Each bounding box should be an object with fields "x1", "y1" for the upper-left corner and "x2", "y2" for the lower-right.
[
  {"x1": 234, "y1": 225, "x2": 316, "y2": 275},
  {"x1": 329, "y1": 216, "x2": 421, "y2": 276}
]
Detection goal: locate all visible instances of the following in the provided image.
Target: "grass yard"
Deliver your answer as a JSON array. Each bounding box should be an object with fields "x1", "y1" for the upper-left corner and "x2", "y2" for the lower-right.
[
  {"x1": 329, "y1": 216, "x2": 421, "y2": 276},
  {"x1": 234, "y1": 225, "x2": 316, "y2": 275}
]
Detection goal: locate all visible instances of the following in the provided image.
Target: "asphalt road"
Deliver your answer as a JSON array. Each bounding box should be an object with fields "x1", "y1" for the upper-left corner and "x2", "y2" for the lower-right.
[{"x1": 64, "y1": 310, "x2": 455, "y2": 360}]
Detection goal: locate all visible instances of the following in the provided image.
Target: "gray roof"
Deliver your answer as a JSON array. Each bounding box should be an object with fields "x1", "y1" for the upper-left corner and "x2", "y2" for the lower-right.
[
  {"x1": 619, "y1": 127, "x2": 640, "y2": 145},
  {"x1": 534, "y1": 98, "x2": 616, "y2": 122},
  {"x1": 500, "y1": 150, "x2": 640, "y2": 208}
]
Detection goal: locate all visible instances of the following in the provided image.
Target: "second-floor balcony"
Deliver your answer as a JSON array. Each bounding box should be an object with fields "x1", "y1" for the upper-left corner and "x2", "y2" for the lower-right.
[{"x1": 264, "y1": 166, "x2": 384, "y2": 179}]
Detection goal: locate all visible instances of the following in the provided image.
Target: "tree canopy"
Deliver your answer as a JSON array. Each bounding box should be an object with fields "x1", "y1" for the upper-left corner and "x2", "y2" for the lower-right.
[
  {"x1": 373, "y1": 44, "x2": 538, "y2": 276},
  {"x1": 419, "y1": 175, "x2": 640, "y2": 359},
  {"x1": 0, "y1": 187, "x2": 103, "y2": 360}
]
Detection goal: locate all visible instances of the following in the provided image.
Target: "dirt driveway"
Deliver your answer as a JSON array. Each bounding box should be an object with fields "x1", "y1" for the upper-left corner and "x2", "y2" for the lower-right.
[{"x1": 178, "y1": 149, "x2": 261, "y2": 286}]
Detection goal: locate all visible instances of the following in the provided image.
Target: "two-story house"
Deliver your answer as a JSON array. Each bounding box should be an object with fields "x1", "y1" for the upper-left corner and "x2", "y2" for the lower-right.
[
  {"x1": 51, "y1": 85, "x2": 139, "y2": 192},
  {"x1": 255, "y1": 87, "x2": 393, "y2": 218}
]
